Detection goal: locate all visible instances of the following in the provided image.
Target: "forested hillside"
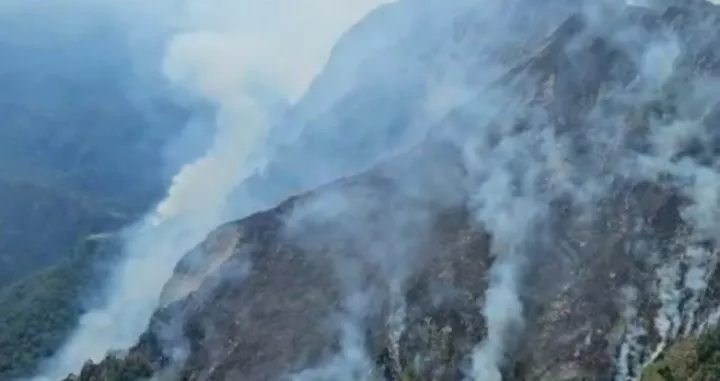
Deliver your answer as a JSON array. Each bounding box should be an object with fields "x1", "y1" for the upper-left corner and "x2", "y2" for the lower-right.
[
  {"x1": 0, "y1": 234, "x2": 121, "y2": 381},
  {"x1": 0, "y1": 4, "x2": 190, "y2": 376},
  {"x1": 0, "y1": 4, "x2": 189, "y2": 286}
]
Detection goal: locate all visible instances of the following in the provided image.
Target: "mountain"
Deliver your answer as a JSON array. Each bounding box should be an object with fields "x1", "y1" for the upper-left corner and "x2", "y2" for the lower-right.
[
  {"x1": 0, "y1": 7, "x2": 189, "y2": 287},
  {"x1": 0, "y1": 8, "x2": 190, "y2": 377},
  {"x1": 226, "y1": 0, "x2": 576, "y2": 216},
  {"x1": 30, "y1": 1, "x2": 720, "y2": 381}
]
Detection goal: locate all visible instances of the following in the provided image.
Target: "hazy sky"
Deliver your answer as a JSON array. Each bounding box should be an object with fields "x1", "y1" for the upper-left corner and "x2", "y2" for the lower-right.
[{"x1": 163, "y1": 0, "x2": 397, "y2": 103}]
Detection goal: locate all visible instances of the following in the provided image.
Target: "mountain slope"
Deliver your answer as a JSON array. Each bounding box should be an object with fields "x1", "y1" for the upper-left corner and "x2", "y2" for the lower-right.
[
  {"x1": 0, "y1": 234, "x2": 121, "y2": 381},
  {"x1": 0, "y1": 9, "x2": 189, "y2": 286},
  {"x1": 0, "y1": 177, "x2": 126, "y2": 288},
  {"x1": 56, "y1": 1, "x2": 720, "y2": 381}
]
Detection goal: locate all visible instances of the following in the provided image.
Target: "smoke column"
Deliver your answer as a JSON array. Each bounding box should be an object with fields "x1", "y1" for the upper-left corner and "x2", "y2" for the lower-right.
[
  {"x1": 31, "y1": 1, "x2": 393, "y2": 380},
  {"x1": 615, "y1": 287, "x2": 646, "y2": 381},
  {"x1": 647, "y1": 257, "x2": 682, "y2": 362}
]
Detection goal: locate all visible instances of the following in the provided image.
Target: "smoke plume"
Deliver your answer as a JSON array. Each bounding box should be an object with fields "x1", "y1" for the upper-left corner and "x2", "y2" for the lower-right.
[
  {"x1": 29, "y1": 1, "x2": 392, "y2": 380},
  {"x1": 16, "y1": 1, "x2": 720, "y2": 381}
]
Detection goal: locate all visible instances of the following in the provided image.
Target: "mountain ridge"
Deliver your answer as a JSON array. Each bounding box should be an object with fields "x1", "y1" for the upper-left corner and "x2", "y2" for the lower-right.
[{"x1": 52, "y1": 1, "x2": 720, "y2": 381}]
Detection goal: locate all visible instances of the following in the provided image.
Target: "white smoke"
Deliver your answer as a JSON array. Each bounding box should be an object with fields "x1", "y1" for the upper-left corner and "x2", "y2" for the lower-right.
[
  {"x1": 615, "y1": 287, "x2": 647, "y2": 381},
  {"x1": 611, "y1": 6, "x2": 720, "y2": 376},
  {"x1": 647, "y1": 257, "x2": 682, "y2": 362},
  {"x1": 459, "y1": 99, "x2": 571, "y2": 380},
  {"x1": 291, "y1": 291, "x2": 377, "y2": 381},
  {"x1": 281, "y1": 165, "x2": 439, "y2": 380},
  {"x1": 633, "y1": 87, "x2": 720, "y2": 346},
  {"x1": 387, "y1": 291, "x2": 407, "y2": 372},
  {"x1": 460, "y1": 2, "x2": 720, "y2": 378},
  {"x1": 681, "y1": 246, "x2": 717, "y2": 336},
  {"x1": 469, "y1": 259, "x2": 524, "y2": 381},
  {"x1": 30, "y1": 1, "x2": 393, "y2": 380},
  {"x1": 281, "y1": 2, "x2": 720, "y2": 380}
]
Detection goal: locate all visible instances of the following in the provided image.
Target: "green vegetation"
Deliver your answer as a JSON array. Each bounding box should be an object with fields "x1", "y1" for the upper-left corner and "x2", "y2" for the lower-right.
[
  {"x1": 0, "y1": 177, "x2": 128, "y2": 289},
  {"x1": 0, "y1": 235, "x2": 118, "y2": 381},
  {"x1": 641, "y1": 328, "x2": 720, "y2": 381}
]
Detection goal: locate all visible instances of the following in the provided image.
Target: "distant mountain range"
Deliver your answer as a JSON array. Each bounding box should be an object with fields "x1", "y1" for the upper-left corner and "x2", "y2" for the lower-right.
[{"x1": 0, "y1": 6, "x2": 190, "y2": 287}]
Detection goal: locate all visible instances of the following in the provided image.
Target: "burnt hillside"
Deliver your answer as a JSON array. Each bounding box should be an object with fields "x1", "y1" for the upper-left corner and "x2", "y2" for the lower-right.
[{"x1": 61, "y1": 2, "x2": 720, "y2": 381}]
